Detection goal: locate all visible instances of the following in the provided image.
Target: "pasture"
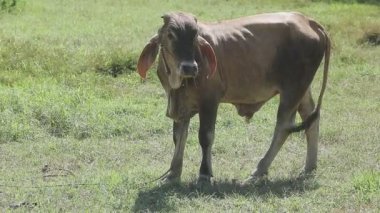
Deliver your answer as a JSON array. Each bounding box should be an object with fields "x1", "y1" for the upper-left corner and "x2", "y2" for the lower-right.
[{"x1": 0, "y1": 0, "x2": 379, "y2": 211}]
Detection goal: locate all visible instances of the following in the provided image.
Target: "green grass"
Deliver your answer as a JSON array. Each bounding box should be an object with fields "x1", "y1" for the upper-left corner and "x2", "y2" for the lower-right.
[{"x1": 1, "y1": 0, "x2": 379, "y2": 211}]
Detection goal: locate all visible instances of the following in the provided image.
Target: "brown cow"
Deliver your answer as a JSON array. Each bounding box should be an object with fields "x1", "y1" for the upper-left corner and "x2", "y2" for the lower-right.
[{"x1": 137, "y1": 11, "x2": 330, "y2": 185}]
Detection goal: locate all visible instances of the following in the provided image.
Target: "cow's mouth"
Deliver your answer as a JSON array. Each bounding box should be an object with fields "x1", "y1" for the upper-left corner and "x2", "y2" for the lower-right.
[{"x1": 168, "y1": 67, "x2": 198, "y2": 90}]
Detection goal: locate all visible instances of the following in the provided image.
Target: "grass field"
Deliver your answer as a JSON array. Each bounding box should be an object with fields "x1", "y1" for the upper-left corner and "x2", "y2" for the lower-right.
[{"x1": 0, "y1": 0, "x2": 379, "y2": 211}]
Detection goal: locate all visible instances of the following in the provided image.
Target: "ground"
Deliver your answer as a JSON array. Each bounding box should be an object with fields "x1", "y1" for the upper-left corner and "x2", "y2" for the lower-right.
[{"x1": 0, "y1": 0, "x2": 379, "y2": 211}]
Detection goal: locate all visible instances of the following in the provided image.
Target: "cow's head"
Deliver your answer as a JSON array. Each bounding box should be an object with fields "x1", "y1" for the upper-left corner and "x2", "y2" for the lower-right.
[{"x1": 137, "y1": 12, "x2": 217, "y2": 89}]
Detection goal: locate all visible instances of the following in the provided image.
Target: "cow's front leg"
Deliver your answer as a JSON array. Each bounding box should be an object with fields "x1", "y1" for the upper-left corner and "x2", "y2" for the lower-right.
[
  {"x1": 160, "y1": 119, "x2": 190, "y2": 184},
  {"x1": 198, "y1": 102, "x2": 218, "y2": 184}
]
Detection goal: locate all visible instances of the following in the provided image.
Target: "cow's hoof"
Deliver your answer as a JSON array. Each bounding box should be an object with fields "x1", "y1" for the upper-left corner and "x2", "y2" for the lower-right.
[
  {"x1": 159, "y1": 177, "x2": 180, "y2": 186},
  {"x1": 240, "y1": 174, "x2": 268, "y2": 187},
  {"x1": 196, "y1": 174, "x2": 212, "y2": 188},
  {"x1": 304, "y1": 166, "x2": 317, "y2": 175},
  {"x1": 158, "y1": 171, "x2": 181, "y2": 186},
  {"x1": 298, "y1": 169, "x2": 316, "y2": 180}
]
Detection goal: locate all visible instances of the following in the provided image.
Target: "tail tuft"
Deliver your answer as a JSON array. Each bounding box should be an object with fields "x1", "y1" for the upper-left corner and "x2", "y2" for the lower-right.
[{"x1": 287, "y1": 110, "x2": 320, "y2": 133}]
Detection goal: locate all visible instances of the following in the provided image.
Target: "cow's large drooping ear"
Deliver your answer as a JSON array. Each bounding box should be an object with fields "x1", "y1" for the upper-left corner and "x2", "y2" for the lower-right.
[
  {"x1": 198, "y1": 36, "x2": 217, "y2": 79},
  {"x1": 137, "y1": 35, "x2": 159, "y2": 79}
]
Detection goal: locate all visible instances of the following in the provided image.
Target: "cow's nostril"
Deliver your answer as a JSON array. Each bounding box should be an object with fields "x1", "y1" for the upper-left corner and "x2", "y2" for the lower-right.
[{"x1": 180, "y1": 62, "x2": 198, "y2": 77}]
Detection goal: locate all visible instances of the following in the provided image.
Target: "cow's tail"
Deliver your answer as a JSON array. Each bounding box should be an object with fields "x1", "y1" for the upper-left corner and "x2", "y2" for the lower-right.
[{"x1": 288, "y1": 25, "x2": 331, "y2": 133}]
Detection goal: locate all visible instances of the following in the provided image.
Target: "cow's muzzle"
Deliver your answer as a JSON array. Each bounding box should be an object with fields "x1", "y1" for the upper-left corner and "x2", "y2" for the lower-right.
[{"x1": 179, "y1": 61, "x2": 198, "y2": 78}]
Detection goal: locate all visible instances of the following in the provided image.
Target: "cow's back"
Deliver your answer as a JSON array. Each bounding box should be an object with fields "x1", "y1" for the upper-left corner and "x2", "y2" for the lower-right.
[{"x1": 199, "y1": 12, "x2": 326, "y2": 104}]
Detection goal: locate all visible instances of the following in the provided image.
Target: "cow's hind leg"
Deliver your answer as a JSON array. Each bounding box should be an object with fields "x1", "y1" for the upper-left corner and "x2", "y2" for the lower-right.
[
  {"x1": 298, "y1": 89, "x2": 319, "y2": 174},
  {"x1": 197, "y1": 102, "x2": 219, "y2": 184},
  {"x1": 160, "y1": 119, "x2": 190, "y2": 184},
  {"x1": 244, "y1": 95, "x2": 298, "y2": 185}
]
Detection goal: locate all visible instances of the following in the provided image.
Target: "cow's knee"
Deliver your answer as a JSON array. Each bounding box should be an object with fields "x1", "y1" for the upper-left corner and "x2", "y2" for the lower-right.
[{"x1": 199, "y1": 128, "x2": 214, "y2": 149}]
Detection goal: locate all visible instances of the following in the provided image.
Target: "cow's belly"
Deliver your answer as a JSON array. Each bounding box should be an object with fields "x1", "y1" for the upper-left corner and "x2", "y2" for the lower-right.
[
  {"x1": 220, "y1": 65, "x2": 278, "y2": 103},
  {"x1": 221, "y1": 85, "x2": 277, "y2": 104},
  {"x1": 220, "y1": 77, "x2": 278, "y2": 121}
]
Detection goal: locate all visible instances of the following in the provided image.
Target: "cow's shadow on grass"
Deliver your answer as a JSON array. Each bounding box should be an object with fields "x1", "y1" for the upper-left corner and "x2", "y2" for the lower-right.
[{"x1": 132, "y1": 176, "x2": 320, "y2": 212}]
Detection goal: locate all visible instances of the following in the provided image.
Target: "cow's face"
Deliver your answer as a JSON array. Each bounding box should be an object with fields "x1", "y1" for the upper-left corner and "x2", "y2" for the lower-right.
[
  {"x1": 159, "y1": 13, "x2": 199, "y2": 89},
  {"x1": 137, "y1": 12, "x2": 217, "y2": 90}
]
